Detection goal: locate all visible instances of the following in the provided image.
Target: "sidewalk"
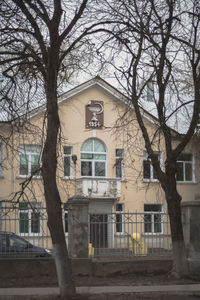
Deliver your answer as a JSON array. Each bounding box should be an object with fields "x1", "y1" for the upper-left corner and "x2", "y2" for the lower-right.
[{"x1": 1, "y1": 284, "x2": 200, "y2": 296}]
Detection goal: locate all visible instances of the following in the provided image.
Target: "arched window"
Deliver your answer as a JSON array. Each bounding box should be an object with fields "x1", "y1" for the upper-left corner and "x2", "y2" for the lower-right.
[{"x1": 81, "y1": 138, "x2": 107, "y2": 177}]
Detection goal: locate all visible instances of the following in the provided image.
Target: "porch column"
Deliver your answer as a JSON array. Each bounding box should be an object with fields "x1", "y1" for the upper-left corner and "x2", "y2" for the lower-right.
[
  {"x1": 67, "y1": 195, "x2": 89, "y2": 258},
  {"x1": 181, "y1": 195, "x2": 200, "y2": 275}
]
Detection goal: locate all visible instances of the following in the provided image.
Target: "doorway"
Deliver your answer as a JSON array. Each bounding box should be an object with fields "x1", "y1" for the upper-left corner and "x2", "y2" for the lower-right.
[{"x1": 90, "y1": 214, "x2": 108, "y2": 248}]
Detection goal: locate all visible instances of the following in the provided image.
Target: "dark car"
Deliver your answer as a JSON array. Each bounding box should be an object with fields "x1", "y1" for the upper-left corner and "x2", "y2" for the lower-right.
[{"x1": 0, "y1": 232, "x2": 51, "y2": 257}]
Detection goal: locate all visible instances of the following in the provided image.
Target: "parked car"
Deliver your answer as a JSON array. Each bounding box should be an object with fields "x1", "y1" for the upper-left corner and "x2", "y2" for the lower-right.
[{"x1": 0, "y1": 232, "x2": 51, "y2": 257}]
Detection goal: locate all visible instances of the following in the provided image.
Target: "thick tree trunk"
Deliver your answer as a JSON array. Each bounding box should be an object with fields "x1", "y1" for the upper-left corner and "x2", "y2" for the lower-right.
[
  {"x1": 44, "y1": 187, "x2": 76, "y2": 298},
  {"x1": 164, "y1": 182, "x2": 188, "y2": 276},
  {"x1": 42, "y1": 83, "x2": 76, "y2": 298}
]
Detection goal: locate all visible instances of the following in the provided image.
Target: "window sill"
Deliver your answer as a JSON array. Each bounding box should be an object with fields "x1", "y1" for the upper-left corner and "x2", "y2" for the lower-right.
[
  {"x1": 116, "y1": 177, "x2": 127, "y2": 182},
  {"x1": 16, "y1": 176, "x2": 42, "y2": 180},
  {"x1": 142, "y1": 232, "x2": 164, "y2": 236},
  {"x1": 115, "y1": 232, "x2": 126, "y2": 236},
  {"x1": 19, "y1": 233, "x2": 43, "y2": 237},
  {"x1": 80, "y1": 176, "x2": 107, "y2": 179},
  {"x1": 62, "y1": 176, "x2": 74, "y2": 180},
  {"x1": 143, "y1": 179, "x2": 159, "y2": 183},
  {"x1": 177, "y1": 181, "x2": 197, "y2": 184}
]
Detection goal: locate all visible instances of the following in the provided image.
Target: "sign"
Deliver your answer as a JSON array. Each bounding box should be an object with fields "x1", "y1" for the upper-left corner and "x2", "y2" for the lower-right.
[{"x1": 86, "y1": 101, "x2": 104, "y2": 129}]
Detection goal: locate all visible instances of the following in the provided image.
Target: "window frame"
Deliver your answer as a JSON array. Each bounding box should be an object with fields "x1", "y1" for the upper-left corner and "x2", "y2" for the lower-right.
[
  {"x1": 19, "y1": 202, "x2": 42, "y2": 237},
  {"x1": 176, "y1": 153, "x2": 194, "y2": 183},
  {"x1": 143, "y1": 151, "x2": 161, "y2": 182},
  {"x1": 63, "y1": 146, "x2": 73, "y2": 179},
  {"x1": 144, "y1": 204, "x2": 163, "y2": 235},
  {"x1": 81, "y1": 138, "x2": 107, "y2": 178},
  {"x1": 146, "y1": 81, "x2": 154, "y2": 102},
  {"x1": 115, "y1": 203, "x2": 124, "y2": 234},
  {"x1": 19, "y1": 145, "x2": 41, "y2": 178},
  {"x1": 115, "y1": 149, "x2": 125, "y2": 179}
]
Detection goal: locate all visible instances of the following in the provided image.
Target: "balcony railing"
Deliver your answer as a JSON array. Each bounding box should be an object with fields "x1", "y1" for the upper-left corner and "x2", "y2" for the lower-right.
[{"x1": 76, "y1": 178, "x2": 121, "y2": 198}]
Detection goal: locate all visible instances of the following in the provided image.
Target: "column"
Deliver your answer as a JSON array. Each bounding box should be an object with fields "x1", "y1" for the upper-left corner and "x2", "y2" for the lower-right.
[{"x1": 67, "y1": 195, "x2": 89, "y2": 258}]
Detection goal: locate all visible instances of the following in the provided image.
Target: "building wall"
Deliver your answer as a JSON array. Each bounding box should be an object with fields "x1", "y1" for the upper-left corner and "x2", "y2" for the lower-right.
[{"x1": 0, "y1": 81, "x2": 199, "y2": 218}]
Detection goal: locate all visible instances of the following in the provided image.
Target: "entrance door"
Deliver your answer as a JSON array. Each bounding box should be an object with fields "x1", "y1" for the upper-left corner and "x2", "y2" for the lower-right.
[{"x1": 90, "y1": 214, "x2": 108, "y2": 248}]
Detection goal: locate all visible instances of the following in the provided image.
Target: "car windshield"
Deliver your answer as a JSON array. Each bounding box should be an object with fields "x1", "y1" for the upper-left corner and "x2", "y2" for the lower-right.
[
  {"x1": 0, "y1": 235, "x2": 7, "y2": 247},
  {"x1": 9, "y1": 235, "x2": 30, "y2": 248}
]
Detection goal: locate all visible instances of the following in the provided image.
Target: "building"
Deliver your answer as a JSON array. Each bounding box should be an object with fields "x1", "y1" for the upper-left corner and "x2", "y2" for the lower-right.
[{"x1": 0, "y1": 77, "x2": 199, "y2": 255}]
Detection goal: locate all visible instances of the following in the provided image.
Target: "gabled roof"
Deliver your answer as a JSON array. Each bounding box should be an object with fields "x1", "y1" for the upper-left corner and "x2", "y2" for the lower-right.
[
  {"x1": 2, "y1": 76, "x2": 180, "y2": 134},
  {"x1": 58, "y1": 76, "x2": 127, "y2": 104},
  {"x1": 28, "y1": 76, "x2": 159, "y2": 128}
]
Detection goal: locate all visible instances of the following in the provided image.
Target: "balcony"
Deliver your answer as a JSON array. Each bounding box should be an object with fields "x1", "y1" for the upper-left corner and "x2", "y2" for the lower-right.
[{"x1": 76, "y1": 178, "x2": 121, "y2": 198}]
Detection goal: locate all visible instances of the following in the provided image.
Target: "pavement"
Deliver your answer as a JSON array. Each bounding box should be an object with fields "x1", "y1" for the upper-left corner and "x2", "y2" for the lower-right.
[{"x1": 0, "y1": 284, "x2": 200, "y2": 296}]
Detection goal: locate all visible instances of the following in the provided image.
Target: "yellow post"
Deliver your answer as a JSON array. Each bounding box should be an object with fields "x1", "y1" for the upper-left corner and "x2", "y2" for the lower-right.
[
  {"x1": 132, "y1": 233, "x2": 147, "y2": 256},
  {"x1": 88, "y1": 243, "x2": 94, "y2": 257}
]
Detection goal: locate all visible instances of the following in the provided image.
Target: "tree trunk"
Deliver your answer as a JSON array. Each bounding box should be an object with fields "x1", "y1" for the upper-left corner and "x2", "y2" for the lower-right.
[
  {"x1": 165, "y1": 188, "x2": 188, "y2": 277},
  {"x1": 45, "y1": 189, "x2": 76, "y2": 298},
  {"x1": 42, "y1": 82, "x2": 76, "y2": 298}
]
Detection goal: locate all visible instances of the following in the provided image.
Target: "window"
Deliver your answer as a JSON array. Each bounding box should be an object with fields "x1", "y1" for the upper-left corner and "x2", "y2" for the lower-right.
[
  {"x1": 19, "y1": 202, "x2": 42, "y2": 235},
  {"x1": 176, "y1": 153, "x2": 193, "y2": 182},
  {"x1": 146, "y1": 81, "x2": 154, "y2": 102},
  {"x1": 19, "y1": 145, "x2": 41, "y2": 177},
  {"x1": 115, "y1": 149, "x2": 124, "y2": 179},
  {"x1": 143, "y1": 151, "x2": 160, "y2": 181},
  {"x1": 81, "y1": 138, "x2": 107, "y2": 177},
  {"x1": 116, "y1": 203, "x2": 124, "y2": 233},
  {"x1": 64, "y1": 204, "x2": 68, "y2": 234},
  {"x1": 63, "y1": 146, "x2": 73, "y2": 177},
  {"x1": 9, "y1": 235, "x2": 28, "y2": 248},
  {"x1": 0, "y1": 233, "x2": 7, "y2": 248},
  {"x1": 144, "y1": 204, "x2": 163, "y2": 234}
]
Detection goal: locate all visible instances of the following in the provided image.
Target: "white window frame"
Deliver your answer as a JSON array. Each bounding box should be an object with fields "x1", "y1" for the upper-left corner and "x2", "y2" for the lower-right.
[
  {"x1": 19, "y1": 145, "x2": 41, "y2": 178},
  {"x1": 63, "y1": 146, "x2": 73, "y2": 179},
  {"x1": 115, "y1": 203, "x2": 124, "y2": 234},
  {"x1": 144, "y1": 204, "x2": 163, "y2": 235},
  {"x1": 81, "y1": 138, "x2": 107, "y2": 178},
  {"x1": 176, "y1": 153, "x2": 194, "y2": 183},
  {"x1": 19, "y1": 202, "x2": 42, "y2": 237},
  {"x1": 115, "y1": 149, "x2": 125, "y2": 179},
  {"x1": 143, "y1": 151, "x2": 161, "y2": 182}
]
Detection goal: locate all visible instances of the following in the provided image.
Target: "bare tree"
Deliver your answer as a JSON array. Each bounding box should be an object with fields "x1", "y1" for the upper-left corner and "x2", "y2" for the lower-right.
[
  {"x1": 0, "y1": 0, "x2": 98, "y2": 298},
  {"x1": 96, "y1": 0, "x2": 200, "y2": 276}
]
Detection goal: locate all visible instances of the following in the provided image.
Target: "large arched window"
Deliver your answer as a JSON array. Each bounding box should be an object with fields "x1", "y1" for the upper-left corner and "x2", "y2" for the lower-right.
[{"x1": 81, "y1": 138, "x2": 107, "y2": 177}]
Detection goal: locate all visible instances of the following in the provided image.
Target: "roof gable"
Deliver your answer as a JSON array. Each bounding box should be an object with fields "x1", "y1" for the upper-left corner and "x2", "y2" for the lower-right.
[
  {"x1": 3, "y1": 76, "x2": 170, "y2": 133},
  {"x1": 58, "y1": 76, "x2": 127, "y2": 104}
]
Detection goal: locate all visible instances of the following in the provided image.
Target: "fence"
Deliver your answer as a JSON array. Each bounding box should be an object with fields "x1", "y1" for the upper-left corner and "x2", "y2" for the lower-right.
[
  {"x1": 89, "y1": 212, "x2": 172, "y2": 257},
  {"x1": 0, "y1": 205, "x2": 172, "y2": 257},
  {"x1": 0, "y1": 205, "x2": 51, "y2": 256}
]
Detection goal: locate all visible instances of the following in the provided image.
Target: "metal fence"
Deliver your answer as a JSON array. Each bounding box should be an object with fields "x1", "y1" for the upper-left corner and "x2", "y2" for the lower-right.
[
  {"x1": 0, "y1": 206, "x2": 51, "y2": 257},
  {"x1": 0, "y1": 206, "x2": 172, "y2": 257},
  {"x1": 89, "y1": 212, "x2": 172, "y2": 257}
]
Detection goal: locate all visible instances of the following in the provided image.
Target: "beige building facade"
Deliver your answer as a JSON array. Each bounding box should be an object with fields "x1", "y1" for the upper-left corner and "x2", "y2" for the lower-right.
[{"x1": 0, "y1": 77, "x2": 199, "y2": 253}]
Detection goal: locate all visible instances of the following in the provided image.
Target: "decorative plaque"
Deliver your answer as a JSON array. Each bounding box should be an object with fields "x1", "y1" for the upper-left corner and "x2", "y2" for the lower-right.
[{"x1": 85, "y1": 100, "x2": 104, "y2": 129}]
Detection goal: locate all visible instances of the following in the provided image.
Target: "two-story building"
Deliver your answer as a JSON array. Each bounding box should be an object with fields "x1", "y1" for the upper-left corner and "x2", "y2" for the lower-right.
[{"x1": 0, "y1": 76, "x2": 199, "y2": 255}]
